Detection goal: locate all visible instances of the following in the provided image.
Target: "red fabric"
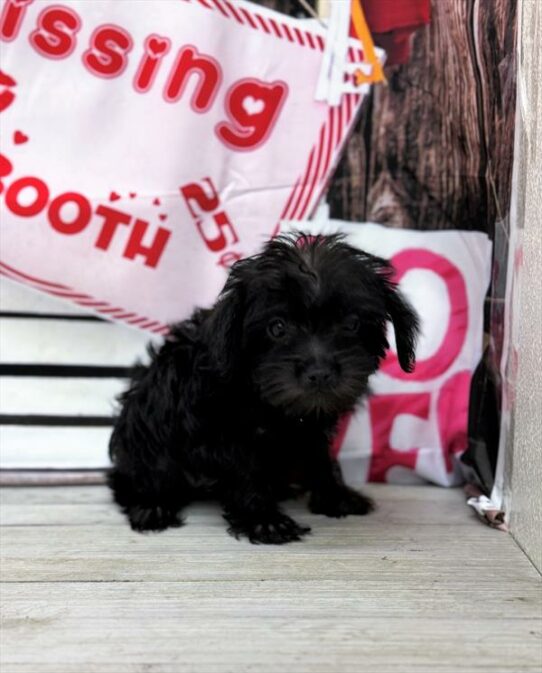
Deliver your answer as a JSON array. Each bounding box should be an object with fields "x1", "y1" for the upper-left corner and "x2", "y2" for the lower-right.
[
  {"x1": 355, "y1": 0, "x2": 431, "y2": 66},
  {"x1": 361, "y1": 0, "x2": 430, "y2": 33}
]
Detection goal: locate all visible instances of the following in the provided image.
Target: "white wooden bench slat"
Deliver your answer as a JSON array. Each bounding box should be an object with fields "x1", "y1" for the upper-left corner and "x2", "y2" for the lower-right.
[
  {"x1": 0, "y1": 317, "x2": 154, "y2": 366},
  {"x1": 0, "y1": 426, "x2": 112, "y2": 469},
  {"x1": 0, "y1": 377, "x2": 126, "y2": 416}
]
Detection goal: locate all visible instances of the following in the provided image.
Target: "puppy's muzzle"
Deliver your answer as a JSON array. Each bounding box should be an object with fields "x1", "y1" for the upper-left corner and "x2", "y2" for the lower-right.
[{"x1": 298, "y1": 357, "x2": 339, "y2": 390}]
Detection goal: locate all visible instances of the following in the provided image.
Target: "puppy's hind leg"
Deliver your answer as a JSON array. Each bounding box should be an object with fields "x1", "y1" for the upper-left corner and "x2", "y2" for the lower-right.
[{"x1": 108, "y1": 470, "x2": 192, "y2": 533}]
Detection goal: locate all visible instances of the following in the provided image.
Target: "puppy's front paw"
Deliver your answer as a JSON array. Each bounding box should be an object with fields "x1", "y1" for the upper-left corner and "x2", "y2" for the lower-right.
[
  {"x1": 127, "y1": 505, "x2": 184, "y2": 532},
  {"x1": 309, "y1": 487, "x2": 374, "y2": 518},
  {"x1": 224, "y1": 511, "x2": 311, "y2": 545}
]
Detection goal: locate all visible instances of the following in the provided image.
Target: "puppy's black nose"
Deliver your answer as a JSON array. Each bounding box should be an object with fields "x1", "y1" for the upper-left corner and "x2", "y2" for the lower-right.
[{"x1": 304, "y1": 367, "x2": 333, "y2": 388}]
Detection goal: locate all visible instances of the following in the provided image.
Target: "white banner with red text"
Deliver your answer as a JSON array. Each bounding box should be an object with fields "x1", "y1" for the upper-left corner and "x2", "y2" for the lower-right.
[{"x1": 0, "y1": 0, "x2": 378, "y2": 332}]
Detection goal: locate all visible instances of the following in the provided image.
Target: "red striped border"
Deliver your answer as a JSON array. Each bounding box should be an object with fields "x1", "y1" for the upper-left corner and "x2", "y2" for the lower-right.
[
  {"x1": 275, "y1": 40, "x2": 366, "y2": 229},
  {"x1": 0, "y1": 261, "x2": 170, "y2": 335},
  {"x1": 279, "y1": 97, "x2": 363, "y2": 226},
  {"x1": 191, "y1": 0, "x2": 325, "y2": 50}
]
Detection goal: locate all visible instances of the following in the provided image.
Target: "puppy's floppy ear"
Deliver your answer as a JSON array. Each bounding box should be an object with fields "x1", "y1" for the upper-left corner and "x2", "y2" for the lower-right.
[
  {"x1": 356, "y1": 250, "x2": 420, "y2": 373},
  {"x1": 383, "y1": 279, "x2": 420, "y2": 373},
  {"x1": 203, "y1": 259, "x2": 249, "y2": 378}
]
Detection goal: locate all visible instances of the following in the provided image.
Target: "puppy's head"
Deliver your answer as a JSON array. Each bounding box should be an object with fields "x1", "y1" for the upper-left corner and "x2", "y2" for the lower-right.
[{"x1": 205, "y1": 234, "x2": 419, "y2": 417}]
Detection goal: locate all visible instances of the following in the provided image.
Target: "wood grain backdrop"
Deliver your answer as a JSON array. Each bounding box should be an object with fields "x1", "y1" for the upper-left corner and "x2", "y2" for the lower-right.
[{"x1": 261, "y1": 0, "x2": 517, "y2": 235}]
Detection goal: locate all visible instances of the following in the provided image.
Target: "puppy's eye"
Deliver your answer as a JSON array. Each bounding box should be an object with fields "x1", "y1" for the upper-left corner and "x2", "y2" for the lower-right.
[
  {"x1": 343, "y1": 314, "x2": 360, "y2": 333},
  {"x1": 267, "y1": 318, "x2": 288, "y2": 339}
]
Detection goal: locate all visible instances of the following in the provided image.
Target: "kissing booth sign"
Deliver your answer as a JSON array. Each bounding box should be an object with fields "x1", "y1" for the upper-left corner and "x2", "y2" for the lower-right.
[{"x1": 0, "y1": 0, "x2": 374, "y2": 331}]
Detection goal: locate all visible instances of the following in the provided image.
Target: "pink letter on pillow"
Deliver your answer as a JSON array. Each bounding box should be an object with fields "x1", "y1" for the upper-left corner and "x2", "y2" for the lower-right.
[
  {"x1": 437, "y1": 370, "x2": 471, "y2": 472},
  {"x1": 368, "y1": 392, "x2": 430, "y2": 482},
  {"x1": 382, "y1": 249, "x2": 469, "y2": 382}
]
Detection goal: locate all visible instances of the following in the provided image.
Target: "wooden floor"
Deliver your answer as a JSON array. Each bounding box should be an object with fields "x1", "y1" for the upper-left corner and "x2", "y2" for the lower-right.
[{"x1": 0, "y1": 485, "x2": 541, "y2": 673}]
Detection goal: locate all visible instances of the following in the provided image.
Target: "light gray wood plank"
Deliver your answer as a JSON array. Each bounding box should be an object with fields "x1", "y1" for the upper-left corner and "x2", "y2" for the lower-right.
[
  {"x1": 0, "y1": 498, "x2": 478, "y2": 527},
  {"x1": 0, "y1": 484, "x2": 463, "y2": 506},
  {"x1": 1, "y1": 534, "x2": 536, "y2": 585},
  {"x1": 0, "y1": 609, "x2": 540, "y2": 673},
  {"x1": 0, "y1": 485, "x2": 540, "y2": 673},
  {"x1": 2, "y1": 578, "x2": 541, "y2": 620},
  {"x1": 0, "y1": 485, "x2": 477, "y2": 527},
  {"x1": 1, "y1": 513, "x2": 538, "y2": 584}
]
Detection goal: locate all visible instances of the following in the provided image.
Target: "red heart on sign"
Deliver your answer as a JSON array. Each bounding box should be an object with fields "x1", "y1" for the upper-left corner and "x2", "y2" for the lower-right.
[
  {"x1": 153, "y1": 198, "x2": 161, "y2": 206},
  {"x1": 13, "y1": 131, "x2": 28, "y2": 144},
  {"x1": 0, "y1": 154, "x2": 12, "y2": 177},
  {"x1": 148, "y1": 36, "x2": 169, "y2": 56},
  {"x1": 159, "y1": 213, "x2": 168, "y2": 221},
  {"x1": 129, "y1": 192, "x2": 137, "y2": 198},
  {"x1": 0, "y1": 70, "x2": 16, "y2": 87},
  {"x1": 0, "y1": 91, "x2": 15, "y2": 113},
  {"x1": 0, "y1": 70, "x2": 16, "y2": 113},
  {"x1": 0, "y1": 153, "x2": 13, "y2": 193},
  {"x1": 109, "y1": 191, "x2": 121, "y2": 202}
]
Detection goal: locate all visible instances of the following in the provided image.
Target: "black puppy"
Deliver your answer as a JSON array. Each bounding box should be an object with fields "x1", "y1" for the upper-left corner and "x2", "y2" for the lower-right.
[{"x1": 109, "y1": 234, "x2": 419, "y2": 544}]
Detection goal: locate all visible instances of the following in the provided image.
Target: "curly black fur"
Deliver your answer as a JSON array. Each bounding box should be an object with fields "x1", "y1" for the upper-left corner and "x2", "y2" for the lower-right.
[{"x1": 109, "y1": 234, "x2": 419, "y2": 543}]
